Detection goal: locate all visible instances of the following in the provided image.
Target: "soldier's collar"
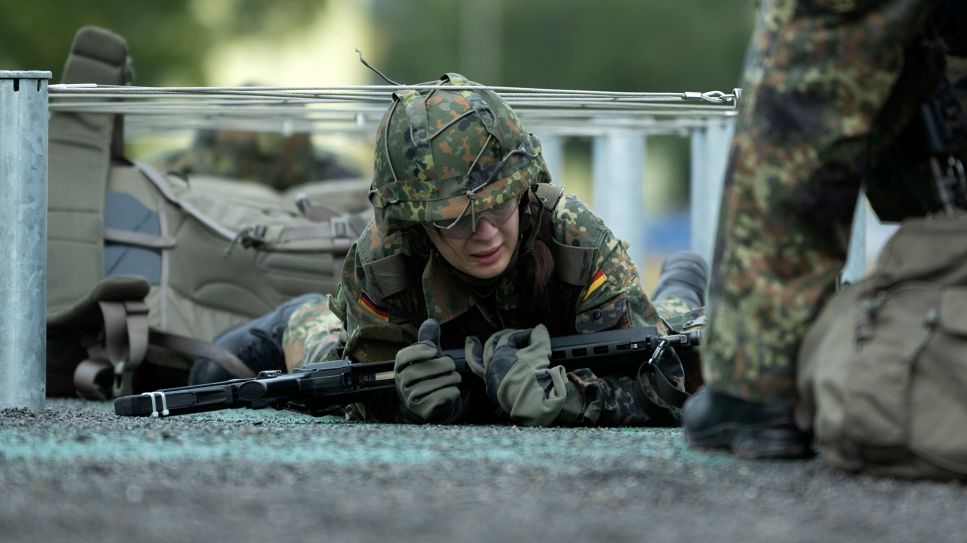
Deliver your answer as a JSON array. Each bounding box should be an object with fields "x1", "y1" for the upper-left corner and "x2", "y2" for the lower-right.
[{"x1": 421, "y1": 249, "x2": 522, "y2": 325}]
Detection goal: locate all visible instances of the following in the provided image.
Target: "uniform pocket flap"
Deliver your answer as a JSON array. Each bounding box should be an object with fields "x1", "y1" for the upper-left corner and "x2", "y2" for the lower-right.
[{"x1": 939, "y1": 288, "x2": 967, "y2": 336}]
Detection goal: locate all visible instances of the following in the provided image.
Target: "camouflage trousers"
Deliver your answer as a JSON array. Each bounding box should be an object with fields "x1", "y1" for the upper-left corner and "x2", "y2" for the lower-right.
[
  {"x1": 701, "y1": 0, "x2": 939, "y2": 404},
  {"x1": 282, "y1": 294, "x2": 698, "y2": 426}
]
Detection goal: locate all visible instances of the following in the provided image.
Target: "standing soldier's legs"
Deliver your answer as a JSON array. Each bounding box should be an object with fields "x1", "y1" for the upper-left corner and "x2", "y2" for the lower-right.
[{"x1": 684, "y1": 0, "x2": 939, "y2": 457}]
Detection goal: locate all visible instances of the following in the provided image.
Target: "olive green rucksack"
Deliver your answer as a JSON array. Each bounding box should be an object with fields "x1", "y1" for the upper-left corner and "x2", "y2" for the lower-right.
[
  {"x1": 797, "y1": 213, "x2": 967, "y2": 480},
  {"x1": 46, "y1": 26, "x2": 370, "y2": 399}
]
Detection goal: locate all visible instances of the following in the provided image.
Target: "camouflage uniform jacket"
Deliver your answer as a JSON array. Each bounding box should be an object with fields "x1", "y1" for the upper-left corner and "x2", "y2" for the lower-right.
[{"x1": 321, "y1": 191, "x2": 679, "y2": 425}]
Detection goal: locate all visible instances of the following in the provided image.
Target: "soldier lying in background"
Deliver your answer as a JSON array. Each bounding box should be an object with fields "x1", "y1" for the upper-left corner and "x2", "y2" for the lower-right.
[{"x1": 155, "y1": 127, "x2": 361, "y2": 191}]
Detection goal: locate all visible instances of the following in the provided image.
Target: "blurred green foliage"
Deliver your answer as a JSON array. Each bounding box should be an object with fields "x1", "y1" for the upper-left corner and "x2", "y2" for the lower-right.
[
  {"x1": 0, "y1": 0, "x2": 328, "y2": 85},
  {"x1": 2, "y1": 1, "x2": 753, "y2": 90},
  {"x1": 369, "y1": 0, "x2": 755, "y2": 90}
]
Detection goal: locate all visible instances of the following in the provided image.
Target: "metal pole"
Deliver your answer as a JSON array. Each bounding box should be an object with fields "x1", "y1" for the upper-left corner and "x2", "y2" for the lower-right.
[
  {"x1": 592, "y1": 130, "x2": 646, "y2": 270},
  {"x1": 0, "y1": 71, "x2": 50, "y2": 411}
]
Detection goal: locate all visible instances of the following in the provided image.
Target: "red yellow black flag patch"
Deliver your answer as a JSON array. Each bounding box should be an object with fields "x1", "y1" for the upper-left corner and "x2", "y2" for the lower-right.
[
  {"x1": 583, "y1": 269, "x2": 608, "y2": 301},
  {"x1": 358, "y1": 292, "x2": 390, "y2": 321}
]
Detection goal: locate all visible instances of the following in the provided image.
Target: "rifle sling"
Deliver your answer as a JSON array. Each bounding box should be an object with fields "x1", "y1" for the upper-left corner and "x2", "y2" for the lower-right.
[{"x1": 639, "y1": 354, "x2": 691, "y2": 409}]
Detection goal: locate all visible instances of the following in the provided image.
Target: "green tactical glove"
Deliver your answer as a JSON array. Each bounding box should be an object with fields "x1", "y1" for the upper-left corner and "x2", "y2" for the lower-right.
[
  {"x1": 394, "y1": 319, "x2": 463, "y2": 423},
  {"x1": 465, "y1": 324, "x2": 580, "y2": 426}
]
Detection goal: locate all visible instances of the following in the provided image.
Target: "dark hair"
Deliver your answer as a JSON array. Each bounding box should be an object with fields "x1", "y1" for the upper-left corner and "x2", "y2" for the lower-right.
[
  {"x1": 528, "y1": 239, "x2": 555, "y2": 297},
  {"x1": 518, "y1": 191, "x2": 573, "y2": 331}
]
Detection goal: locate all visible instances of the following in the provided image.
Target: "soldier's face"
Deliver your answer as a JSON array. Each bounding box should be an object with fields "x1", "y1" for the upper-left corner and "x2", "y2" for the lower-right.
[{"x1": 426, "y1": 207, "x2": 520, "y2": 279}]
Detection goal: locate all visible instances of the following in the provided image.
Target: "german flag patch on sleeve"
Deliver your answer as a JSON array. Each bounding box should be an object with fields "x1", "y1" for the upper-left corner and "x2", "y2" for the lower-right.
[
  {"x1": 583, "y1": 269, "x2": 608, "y2": 301},
  {"x1": 358, "y1": 291, "x2": 390, "y2": 321}
]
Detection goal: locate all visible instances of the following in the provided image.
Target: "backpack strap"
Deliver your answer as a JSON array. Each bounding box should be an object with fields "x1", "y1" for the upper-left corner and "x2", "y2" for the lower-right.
[
  {"x1": 534, "y1": 182, "x2": 565, "y2": 211},
  {"x1": 52, "y1": 275, "x2": 255, "y2": 399},
  {"x1": 518, "y1": 183, "x2": 564, "y2": 256},
  {"x1": 70, "y1": 295, "x2": 148, "y2": 400},
  {"x1": 47, "y1": 276, "x2": 151, "y2": 399},
  {"x1": 533, "y1": 185, "x2": 598, "y2": 287},
  {"x1": 72, "y1": 328, "x2": 258, "y2": 400},
  {"x1": 134, "y1": 161, "x2": 238, "y2": 240},
  {"x1": 149, "y1": 331, "x2": 255, "y2": 380},
  {"x1": 295, "y1": 196, "x2": 340, "y2": 222}
]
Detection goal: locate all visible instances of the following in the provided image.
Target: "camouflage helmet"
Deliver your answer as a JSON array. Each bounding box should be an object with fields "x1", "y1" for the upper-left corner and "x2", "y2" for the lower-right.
[{"x1": 368, "y1": 73, "x2": 551, "y2": 233}]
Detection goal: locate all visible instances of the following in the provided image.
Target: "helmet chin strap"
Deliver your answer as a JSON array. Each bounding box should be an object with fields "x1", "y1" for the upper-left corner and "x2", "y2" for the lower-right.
[{"x1": 468, "y1": 192, "x2": 478, "y2": 233}]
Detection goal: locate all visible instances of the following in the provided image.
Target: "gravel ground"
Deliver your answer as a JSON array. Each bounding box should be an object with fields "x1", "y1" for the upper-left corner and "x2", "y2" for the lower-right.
[{"x1": 1, "y1": 398, "x2": 965, "y2": 543}]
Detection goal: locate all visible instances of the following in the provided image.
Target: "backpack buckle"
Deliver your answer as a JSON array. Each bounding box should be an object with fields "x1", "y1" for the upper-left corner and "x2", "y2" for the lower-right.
[
  {"x1": 330, "y1": 216, "x2": 352, "y2": 238},
  {"x1": 225, "y1": 224, "x2": 268, "y2": 256}
]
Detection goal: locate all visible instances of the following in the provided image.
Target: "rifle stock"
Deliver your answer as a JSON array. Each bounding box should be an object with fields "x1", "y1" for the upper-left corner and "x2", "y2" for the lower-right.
[{"x1": 114, "y1": 326, "x2": 700, "y2": 418}]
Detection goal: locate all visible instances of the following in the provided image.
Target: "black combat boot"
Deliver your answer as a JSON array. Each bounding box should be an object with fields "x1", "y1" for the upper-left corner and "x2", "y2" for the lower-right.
[
  {"x1": 651, "y1": 251, "x2": 708, "y2": 308},
  {"x1": 189, "y1": 293, "x2": 324, "y2": 384},
  {"x1": 682, "y1": 387, "x2": 814, "y2": 459}
]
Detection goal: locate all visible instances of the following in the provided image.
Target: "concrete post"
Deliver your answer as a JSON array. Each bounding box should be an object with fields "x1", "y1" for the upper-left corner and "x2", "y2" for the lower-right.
[
  {"x1": 537, "y1": 134, "x2": 565, "y2": 187},
  {"x1": 592, "y1": 131, "x2": 646, "y2": 270},
  {"x1": 689, "y1": 127, "x2": 708, "y2": 258},
  {"x1": 0, "y1": 71, "x2": 51, "y2": 411},
  {"x1": 690, "y1": 119, "x2": 735, "y2": 267}
]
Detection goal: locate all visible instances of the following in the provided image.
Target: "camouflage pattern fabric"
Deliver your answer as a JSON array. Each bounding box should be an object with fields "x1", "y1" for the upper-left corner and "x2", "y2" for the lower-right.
[
  {"x1": 652, "y1": 297, "x2": 695, "y2": 326},
  {"x1": 702, "y1": 0, "x2": 940, "y2": 404},
  {"x1": 282, "y1": 294, "x2": 346, "y2": 372},
  {"x1": 284, "y1": 190, "x2": 692, "y2": 425},
  {"x1": 569, "y1": 369, "x2": 679, "y2": 427}
]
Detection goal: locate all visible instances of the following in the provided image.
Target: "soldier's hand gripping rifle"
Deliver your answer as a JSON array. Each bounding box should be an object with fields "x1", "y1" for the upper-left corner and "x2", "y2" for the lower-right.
[{"x1": 113, "y1": 325, "x2": 701, "y2": 418}]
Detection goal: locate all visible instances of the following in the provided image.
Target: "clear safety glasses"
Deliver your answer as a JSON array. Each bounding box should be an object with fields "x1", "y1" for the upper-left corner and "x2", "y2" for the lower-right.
[{"x1": 431, "y1": 196, "x2": 521, "y2": 239}]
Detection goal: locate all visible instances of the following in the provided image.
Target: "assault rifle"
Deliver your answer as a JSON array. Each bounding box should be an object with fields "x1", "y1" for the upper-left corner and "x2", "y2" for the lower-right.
[{"x1": 113, "y1": 326, "x2": 700, "y2": 418}]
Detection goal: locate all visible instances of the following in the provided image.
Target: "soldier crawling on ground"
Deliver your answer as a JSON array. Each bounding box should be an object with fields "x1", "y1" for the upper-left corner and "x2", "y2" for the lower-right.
[
  {"x1": 156, "y1": 127, "x2": 361, "y2": 190},
  {"x1": 192, "y1": 73, "x2": 709, "y2": 426}
]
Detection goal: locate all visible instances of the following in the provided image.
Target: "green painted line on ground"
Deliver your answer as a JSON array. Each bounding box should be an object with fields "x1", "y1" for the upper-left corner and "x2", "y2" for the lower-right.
[
  {"x1": 0, "y1": 424, "x2": 734, "y2": 468},
  {"x1": 1, "y1": 401, "x2": 735, "y2": 468}
]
